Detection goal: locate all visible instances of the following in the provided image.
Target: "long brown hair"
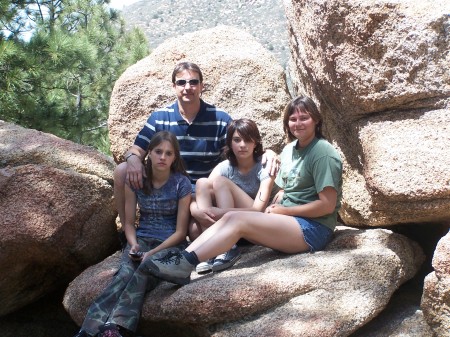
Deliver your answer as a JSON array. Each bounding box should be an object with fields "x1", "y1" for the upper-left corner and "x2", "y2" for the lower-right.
[
  {"x1": 143, "y1": 131, "x2": 187, "y2": 194},
  {"x1": 224, "y1": 118, "x2": 264, "y2": 166},
  {"x1": 282, "y1": 95, "x2": 324, "y2": 143}
]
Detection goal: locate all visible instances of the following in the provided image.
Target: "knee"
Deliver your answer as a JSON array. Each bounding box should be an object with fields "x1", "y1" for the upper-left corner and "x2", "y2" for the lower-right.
[
  {"x1": 114, "y1": 162, "x2": 128, "y2": 185},
  {"x1": 195, "y1": 178, "x2": 212, "y2": 193},
  {"x1": 211, "y1": 176, "x2": 230, "y2": 192},
  {"x1": 196, "y1": 177, "x2": 209, "y2": 186},
  {"x1": 220, "y1": 211, "x2": 242, "y2": 225},
  {"x1": 137, "y1": 258, "x2": 155, "y2": 276}
]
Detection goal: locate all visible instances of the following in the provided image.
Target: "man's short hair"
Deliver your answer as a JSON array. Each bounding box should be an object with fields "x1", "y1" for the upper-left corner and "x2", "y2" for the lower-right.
[{"x1": 171, "y1": 62, "x2": 203, "y2": 83}]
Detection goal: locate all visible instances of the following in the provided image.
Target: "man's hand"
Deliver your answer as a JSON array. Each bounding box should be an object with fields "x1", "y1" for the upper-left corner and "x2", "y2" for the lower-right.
[
  {"x1": 262, "y1": 149, "x2": 280, "y2": 177},
  {"x1": 126, "y1": 154, "x2": 146, "y2": 189}
]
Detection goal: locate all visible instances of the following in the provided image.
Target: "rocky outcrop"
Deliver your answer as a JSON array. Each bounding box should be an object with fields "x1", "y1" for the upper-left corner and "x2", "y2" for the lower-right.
[
  {"x1": 107, "y1": 25, "x2": 290, "y2": 162},
  {"x1": 63, "y1": 228, "x2": 424, "y2": 337},
  {"x1": 421, "y1": 230, "x2": 450, "y2": 337},
  {"x1": 0, "y1": 120, "x2": 115, "y2": 183},
  {"x1": 284, "y1": 0, "x2": 450, "y2": 226},
  {"x1": 351, "y1": 281, "x2": 434, "y2": 337},
  {"x1": 0, "y1": 121, "x2": 119, "y2": 316}
]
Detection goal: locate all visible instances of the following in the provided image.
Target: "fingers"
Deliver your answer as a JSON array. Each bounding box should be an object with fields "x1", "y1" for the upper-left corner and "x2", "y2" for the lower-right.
[
  {"x1": 127, "y1": 173, "x2": 143, "y2": 189},
  {"x1": 142, "y1": 252, "x2": 151, "y2": 261},
  {"x1": 269, "y1": 157, "x2": 280, "y2": 177},
  {"x1": 126, "y1": 161, "x2": 145, "y2": 189}
]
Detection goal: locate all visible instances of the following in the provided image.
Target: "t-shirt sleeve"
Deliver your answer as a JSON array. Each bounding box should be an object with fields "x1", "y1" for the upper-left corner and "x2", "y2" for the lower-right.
[
  {"x1": 215, "y1": 160, "x2": 230, "y2": 177},
  {"x1": 312, "y1": 155, "x2": 342, "y2": 193},
  {"x1": 274, "y1": 146, "x2": 290, "y2": 189},
  {"x1": 178, "y1": 175, "x2": 192, "y2": 199},
  {"x1": 134, "y1": 113, "x2": 157, "y2": 151}
]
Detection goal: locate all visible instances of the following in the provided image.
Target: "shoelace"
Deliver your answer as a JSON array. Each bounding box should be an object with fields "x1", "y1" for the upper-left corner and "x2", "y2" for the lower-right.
[{"x1": 155, "y1": 250, "x2": 182, "y2": 265}]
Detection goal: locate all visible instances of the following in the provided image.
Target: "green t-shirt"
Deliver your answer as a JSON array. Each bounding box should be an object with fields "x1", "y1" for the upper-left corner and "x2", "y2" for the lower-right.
[{"x1": 275, "y1": 137, "x2": 343, "y2": 230}]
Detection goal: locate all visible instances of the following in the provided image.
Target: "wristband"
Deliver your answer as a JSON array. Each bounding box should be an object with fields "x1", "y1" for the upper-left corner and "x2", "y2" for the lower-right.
[{"x1": 125, "y1": 153, "x2": 137, "y2": 161}]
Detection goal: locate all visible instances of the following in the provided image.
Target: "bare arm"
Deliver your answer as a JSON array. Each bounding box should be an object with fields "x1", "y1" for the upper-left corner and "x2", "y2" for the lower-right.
[
  {"x1": 249, "y1": 176, "x2": 276, "y2": 211},
  {"x1": 265, "y1": 187, "x2": 337, "y2": 217},
  {"x1": 124, "y1": 145, "x2": 147, "y2": 190},
  {"x1": 123, "y1": 184, "x2": 139, "y2": 252}
]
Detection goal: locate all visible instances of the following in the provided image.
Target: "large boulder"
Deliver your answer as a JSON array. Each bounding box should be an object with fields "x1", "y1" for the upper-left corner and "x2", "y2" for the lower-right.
[
  {"x1": 421, "y1": 230, "x2": 450, "y2": 337},
  {"x1": 64, "y1": 228, "x2": 424, "y2": 337},
  {"x1": 0, "y1": 121, "x2": 119, "y2": 316},
  {"x1": 107, "y1": 25, "x2": 290, "y2": 162},
  {"x1": 0, "y1": 120, "x2": 115, "y2": 183},
  {"x1": 284, "y1": 0, "x2": 450, "y2": 226}
]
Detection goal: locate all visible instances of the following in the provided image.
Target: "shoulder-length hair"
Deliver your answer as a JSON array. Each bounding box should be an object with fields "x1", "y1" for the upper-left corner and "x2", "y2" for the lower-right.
[
  {"x1": 224, "y1": 118, "x2": 264, "y2": 166},
  {"x1": 282, "y1": 95, "x2": 325, "y2": 143},
  {"x1": 143, "y1": 131, "x2": 188, "y2": 194}
]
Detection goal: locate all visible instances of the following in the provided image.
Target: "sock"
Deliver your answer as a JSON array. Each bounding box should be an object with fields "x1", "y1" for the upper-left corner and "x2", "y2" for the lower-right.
[{"x1": 182, "y1": 250, "x2": 200, "y2": 265}]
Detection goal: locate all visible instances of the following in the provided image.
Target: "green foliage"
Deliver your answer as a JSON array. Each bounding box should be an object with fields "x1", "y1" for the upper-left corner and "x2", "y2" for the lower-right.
[{"x1": 0, "y1": 0, "x2": 150, "y2": 154}]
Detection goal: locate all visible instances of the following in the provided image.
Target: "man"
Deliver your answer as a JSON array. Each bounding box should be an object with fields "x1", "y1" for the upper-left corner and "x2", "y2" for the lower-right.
[{"x1": 114, "y1": 61, "x2": 232, "y2": 228}]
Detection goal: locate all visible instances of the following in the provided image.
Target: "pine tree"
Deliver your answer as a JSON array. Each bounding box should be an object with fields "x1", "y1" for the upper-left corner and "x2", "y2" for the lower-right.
[{"x1": 0, "y1": 0, "x2": 149, "y2": 154}]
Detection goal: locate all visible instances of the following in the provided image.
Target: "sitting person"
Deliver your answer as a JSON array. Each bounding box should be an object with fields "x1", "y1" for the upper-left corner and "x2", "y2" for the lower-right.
[
  {"x1": 142, "y1": 95, "x2": 343, "y2": 286},
  {"x1": 73, "y1": 131, "x2": 192, "y2": 337},
  {"x1": 191, "y1": 118, "x2": 277, "y2": 274}
]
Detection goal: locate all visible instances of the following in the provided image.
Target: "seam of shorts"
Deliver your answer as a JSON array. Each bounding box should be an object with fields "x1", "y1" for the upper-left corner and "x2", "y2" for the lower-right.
[{"x1": 299, "y1": 223, "x2": 315, "y2": 253}]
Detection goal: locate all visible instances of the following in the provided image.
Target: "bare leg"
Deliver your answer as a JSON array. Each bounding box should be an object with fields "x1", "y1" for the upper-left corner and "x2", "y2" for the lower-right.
[
  {"x1": 188, "y1": 178, "x2": 216, "y2": 240},
  {"x1": 188, "y1": 204, "x2": 203, "y2": 241},
  {"x1": 195, "y1": 178, "x2": 214, "y2": 208},
  {"x1": 186, "y1": 211, "x2": 309, "y2": 261},
  {"x1": 212, "y1": 176, "x2": 253, "y2": 209},
  {"x1": 113, "y1": 162, "x2": 128, "y2": 225}
]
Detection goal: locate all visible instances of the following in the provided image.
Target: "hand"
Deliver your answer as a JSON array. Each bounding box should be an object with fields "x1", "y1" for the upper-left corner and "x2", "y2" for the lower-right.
[
  {"x1": 126, "y1": 155, "x2": 145, "y2": 189},
  {"x1": 191, "y1": 207, "x2": 216, "y2": 227},
  {"x1": 129, "y1": 244, "x2": 142, "y2": 260},
  {"x1": 265, "y1": 203, "x2": 286, "y2": 214},
  {"x1": 142, "y1": 251, "x2": 152, "y2": 261},
  {"x1": 261, "y1": 149, "x2": 280, "y2": 177},
  {"x1": 271, "y1": 190, "x2": 284, "y2": 204}
]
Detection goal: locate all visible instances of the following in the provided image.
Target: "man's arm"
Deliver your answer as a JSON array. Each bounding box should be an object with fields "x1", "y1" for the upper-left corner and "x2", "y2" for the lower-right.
[{"x1": 124, "y1": 145, "x2": 147, "y2": 189}]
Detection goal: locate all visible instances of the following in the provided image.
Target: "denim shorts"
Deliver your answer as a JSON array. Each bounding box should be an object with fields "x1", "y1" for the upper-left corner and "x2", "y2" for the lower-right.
[{"x1": 294, "y1": 217, "x2": 334, "y2": 252}]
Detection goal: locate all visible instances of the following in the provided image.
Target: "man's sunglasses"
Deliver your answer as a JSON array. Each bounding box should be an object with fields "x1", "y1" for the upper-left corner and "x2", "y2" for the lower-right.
[{"x1": 175, "y1": 79, "x2": 200, "y2": 86}]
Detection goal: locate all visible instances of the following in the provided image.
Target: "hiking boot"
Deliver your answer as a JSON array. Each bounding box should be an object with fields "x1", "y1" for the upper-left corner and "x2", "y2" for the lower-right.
[
  {"x1": 195, "y1": 258, "x2": 215, "y2": 274},
  {"x1": 145, "y1": 250, "x2": 194, "y2": 285},
  {"x1": 212, "y1": 245, "x2": 241, "y2": 272},
  {"x1": 73, "y1": 330, "x2": 90, "y2": 337}
]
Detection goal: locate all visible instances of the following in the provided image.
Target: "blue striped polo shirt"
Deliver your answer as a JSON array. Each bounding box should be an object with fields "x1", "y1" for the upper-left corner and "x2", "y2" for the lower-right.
[{"x1": 134, "y1": 100, "x2": 232, "y2": 183}]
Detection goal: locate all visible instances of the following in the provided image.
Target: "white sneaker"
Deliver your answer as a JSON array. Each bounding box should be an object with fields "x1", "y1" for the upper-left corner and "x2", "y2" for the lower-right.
[{"x1": 196, "y1": 258, "x2": 215, "y2": 274}]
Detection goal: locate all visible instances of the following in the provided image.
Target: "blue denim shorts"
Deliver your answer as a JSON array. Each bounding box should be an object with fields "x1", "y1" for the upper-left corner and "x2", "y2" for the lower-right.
[{"x1": 294, "y1": 217, "x2": 334, "y2": 252}]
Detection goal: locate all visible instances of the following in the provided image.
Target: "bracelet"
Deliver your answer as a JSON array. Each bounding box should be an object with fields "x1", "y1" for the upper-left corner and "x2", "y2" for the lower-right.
[{"x1": 125, "y1": 153, "x2": 137, "y2": 161}]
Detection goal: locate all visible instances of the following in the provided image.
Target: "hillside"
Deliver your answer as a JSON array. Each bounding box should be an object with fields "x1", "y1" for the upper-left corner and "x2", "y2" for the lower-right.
[{"x1": 120, "y1": 0, "x2": 289, "y2": 69}]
